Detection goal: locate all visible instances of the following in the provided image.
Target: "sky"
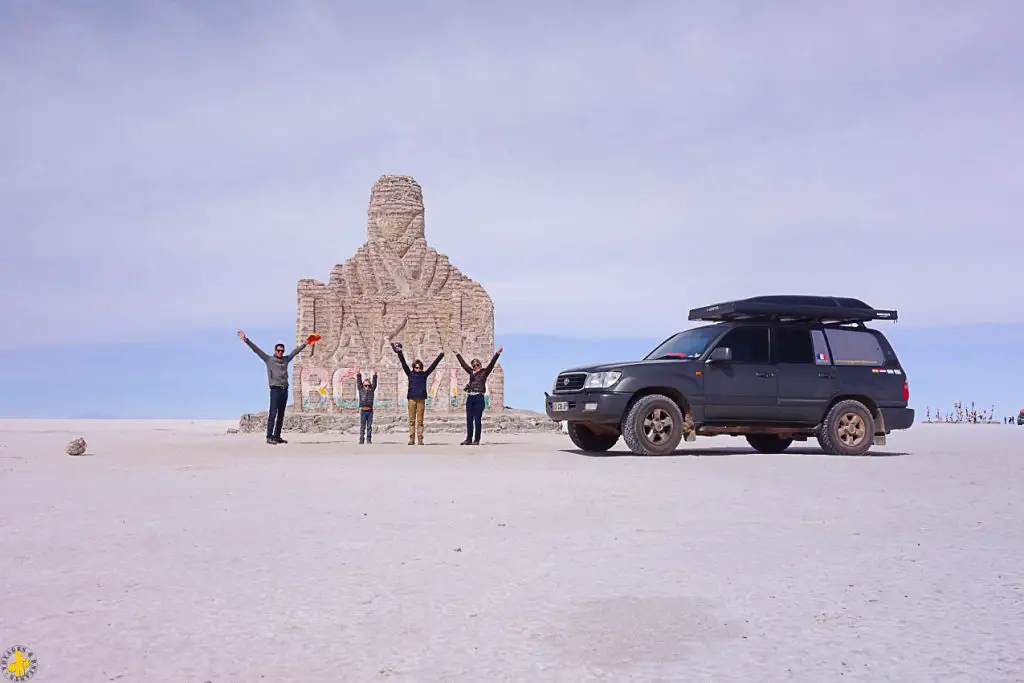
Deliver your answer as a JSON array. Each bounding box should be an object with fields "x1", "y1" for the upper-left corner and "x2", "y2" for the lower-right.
[{"x1": 1, "y1": 1, "x2": 1022, "y2": 419}]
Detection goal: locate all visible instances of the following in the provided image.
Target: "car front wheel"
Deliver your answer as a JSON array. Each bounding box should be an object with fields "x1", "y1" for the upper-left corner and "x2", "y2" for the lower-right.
[
  {"x1": 567, "y1": 422, "x2": 620, "y2": 453},
  {"x1": 621, "y1": 394, "x2": 685, "y2": 456}
]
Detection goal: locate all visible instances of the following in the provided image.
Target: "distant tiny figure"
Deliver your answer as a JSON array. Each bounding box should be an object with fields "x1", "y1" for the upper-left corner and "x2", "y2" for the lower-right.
[
  {"x1": 239, "y1": 330, "x2": 317, "y2": 445},
  {"x1": 356, "y1": 370, "x2": 378, "y2": 444},
  {"x1": 391, "y1": 341, "x2": 444, "y2": 445},
  {"x1": 456, "y1": 346, "x2": 503, "y2": 445}
]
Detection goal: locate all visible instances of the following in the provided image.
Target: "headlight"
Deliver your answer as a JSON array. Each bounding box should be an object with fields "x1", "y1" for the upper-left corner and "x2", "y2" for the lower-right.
[{"x1": 584, "y1": 371, "x2": 621, "y2": 389}]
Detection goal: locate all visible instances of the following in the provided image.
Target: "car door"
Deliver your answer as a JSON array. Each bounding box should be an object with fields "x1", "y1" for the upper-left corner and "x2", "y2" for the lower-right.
[
  {"x1": 702, "y1": 325, "x2": 778, "y2": 422},
  {"x1": 773, "y1": 325, "x2": 836, "y2": 424}
]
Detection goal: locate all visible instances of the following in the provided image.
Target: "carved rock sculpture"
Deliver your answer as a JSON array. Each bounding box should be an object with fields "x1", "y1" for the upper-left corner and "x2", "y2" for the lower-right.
[
  {"x1": 292, "y1": 175, "x2": 504, "y2": 413},
  {"x1": 66, "y1": 437, "x2": 87, "y2": 456}
]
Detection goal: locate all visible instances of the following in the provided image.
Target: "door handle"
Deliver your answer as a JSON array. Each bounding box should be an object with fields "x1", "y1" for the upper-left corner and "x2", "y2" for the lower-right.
[{"x1": 755, "y1": 371, "x2": 774, "y2": 378}]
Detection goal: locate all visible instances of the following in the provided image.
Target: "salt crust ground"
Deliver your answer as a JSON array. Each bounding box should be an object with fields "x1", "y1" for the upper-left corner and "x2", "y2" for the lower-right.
[{"x1": 1, "y1": 420, "x2": 1022, "y2": 683}]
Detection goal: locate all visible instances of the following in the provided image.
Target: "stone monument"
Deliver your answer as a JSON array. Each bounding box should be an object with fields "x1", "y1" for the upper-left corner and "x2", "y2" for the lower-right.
[{"x1": 291, "y1": 175, "x2": 504, "y2": 414}]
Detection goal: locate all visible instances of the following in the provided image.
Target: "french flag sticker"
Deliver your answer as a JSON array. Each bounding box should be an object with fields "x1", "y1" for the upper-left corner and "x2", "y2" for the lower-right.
[{"x1": 816, "y1": 352, "x2": 829, "y2": 362}]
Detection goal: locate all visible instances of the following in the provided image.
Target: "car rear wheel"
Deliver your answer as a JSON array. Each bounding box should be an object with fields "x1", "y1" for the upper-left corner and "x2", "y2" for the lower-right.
[
  {"x1": 567, "y1": 422, "x2": 620, "y2": 453},
  {"x1": 621, "y1": 394, "x2": 685, "y2": 456},
  {"x1": 817, "y1": 400, "x2": 875, "y2": 456},
  {"x1": 745, "y1": 434, "x2": 793, "y2": 454}
]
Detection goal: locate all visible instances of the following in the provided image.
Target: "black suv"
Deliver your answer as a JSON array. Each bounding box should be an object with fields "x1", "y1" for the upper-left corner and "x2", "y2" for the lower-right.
[{"x1": 544, "y1": 295, "x2": 915, "y2": 456}]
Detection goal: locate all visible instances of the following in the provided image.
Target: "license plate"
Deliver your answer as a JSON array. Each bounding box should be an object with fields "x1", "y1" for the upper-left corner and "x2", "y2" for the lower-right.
[{"x1": 552, "y1": 401, "x2": 569, "y2": 412}]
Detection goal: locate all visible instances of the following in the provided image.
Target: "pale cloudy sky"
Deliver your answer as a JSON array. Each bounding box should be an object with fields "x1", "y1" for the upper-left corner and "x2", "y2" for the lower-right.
[{"x1": 2, "y1": 0, "x2": 1021, "y2": 350}]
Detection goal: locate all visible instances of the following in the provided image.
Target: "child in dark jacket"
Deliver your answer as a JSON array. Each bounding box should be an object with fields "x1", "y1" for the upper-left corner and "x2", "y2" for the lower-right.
[
  {"x1": 391, "y1": 342, "x2": 444, "y2": 445},
  {"x1": 456, "y1": 347, "x2": 502, "y2": 445},
  {"x1": 356, "y1": 370, "x2": 377, "y2": 444}
]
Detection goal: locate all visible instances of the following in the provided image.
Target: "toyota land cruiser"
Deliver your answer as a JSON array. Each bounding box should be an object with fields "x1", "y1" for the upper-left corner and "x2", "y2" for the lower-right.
[{"x1": 544, "y1": 295, "x2": 915, "y2": 456}]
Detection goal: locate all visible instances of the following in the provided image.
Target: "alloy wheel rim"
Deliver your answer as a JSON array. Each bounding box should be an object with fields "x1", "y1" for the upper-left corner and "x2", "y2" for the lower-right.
[
  {"x1": 643, "y1": 407, "x2": 674, "y2": 445},
  {"x1": 837, "y1": 413, "x2": 867, "y2": 447}
]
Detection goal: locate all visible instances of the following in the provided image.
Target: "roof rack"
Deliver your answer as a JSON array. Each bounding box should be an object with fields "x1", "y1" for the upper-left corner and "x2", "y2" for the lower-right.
[{"x1": 688, "y1": 295, "x2": 897, "y2": 324}]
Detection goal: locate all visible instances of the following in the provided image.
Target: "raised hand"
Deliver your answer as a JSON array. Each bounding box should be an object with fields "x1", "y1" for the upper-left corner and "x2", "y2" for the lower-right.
[
  {"x1": 497, "y1": 346, "x2": 503, "y2": 354},
  {"x1": 238, "y1": 330, "x2": 246, "y2": 341}
]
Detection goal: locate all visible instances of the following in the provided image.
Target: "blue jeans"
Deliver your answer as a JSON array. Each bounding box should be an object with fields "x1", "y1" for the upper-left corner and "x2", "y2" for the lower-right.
[
  {"x1": 360, "y1": 409, "x2": 374, "y2": 440},
  {"x1": 267, "y1": 386, "x2": 288, "y2": 438},
  {"x1": 466, "y1": 394, "x2": 485, "y2": 442}
]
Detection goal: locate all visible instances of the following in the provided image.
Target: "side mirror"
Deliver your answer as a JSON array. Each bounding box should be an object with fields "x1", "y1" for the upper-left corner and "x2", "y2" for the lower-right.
[{"x1": 708, "y1": 347, "x2": 732, "y2": 363}]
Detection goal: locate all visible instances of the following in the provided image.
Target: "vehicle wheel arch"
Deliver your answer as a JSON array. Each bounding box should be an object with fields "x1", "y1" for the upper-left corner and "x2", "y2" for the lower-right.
[
  {"x1": 824, "y1": 394, "x2": 881, "y2": 431},
  {"x1": 623, "y1": 386, "x2": 692, "y2": 425}
]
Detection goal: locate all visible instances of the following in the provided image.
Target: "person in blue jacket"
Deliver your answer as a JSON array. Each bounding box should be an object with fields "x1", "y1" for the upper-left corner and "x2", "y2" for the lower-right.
[{"x1": 391, "y1": 342, "x2": 444, "y2": 445}]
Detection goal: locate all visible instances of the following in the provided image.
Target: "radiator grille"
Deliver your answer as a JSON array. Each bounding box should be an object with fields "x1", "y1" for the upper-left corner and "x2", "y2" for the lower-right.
[{"x1": 553, "y1": 373, "x2": 587, "y2": 393}]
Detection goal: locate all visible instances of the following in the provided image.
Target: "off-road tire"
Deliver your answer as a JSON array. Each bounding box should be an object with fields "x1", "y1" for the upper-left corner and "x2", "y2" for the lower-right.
[
  {"x1": 567, "y1": 422, "x2": 620, "y2": 453},
  {"x1": 621, "y1": 394, "x2": 685, "y2": 456},
  {"x1": 745, "y1": 434, "x2": 793, "y2": 454},
  {"x1": 817, "y1": 399, "x2": 875, "y2": 456}
]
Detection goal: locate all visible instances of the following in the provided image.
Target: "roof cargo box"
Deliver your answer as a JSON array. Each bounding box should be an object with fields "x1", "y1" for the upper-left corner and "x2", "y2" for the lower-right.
[{"x1": 688, "y1": 295, "x2": 897, "y2": 324}]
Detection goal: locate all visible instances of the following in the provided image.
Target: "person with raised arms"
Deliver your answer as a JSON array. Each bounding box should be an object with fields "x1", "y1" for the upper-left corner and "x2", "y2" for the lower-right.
[
  {"x1": 391, "y1": 341, "x2": 444, "y2": 445},
  {"x1": 456, "y1": 346, "x2": 503, "y2": 445},
  {"x1": 239, "y1": 329, "x2": 320, "y2": 445}
]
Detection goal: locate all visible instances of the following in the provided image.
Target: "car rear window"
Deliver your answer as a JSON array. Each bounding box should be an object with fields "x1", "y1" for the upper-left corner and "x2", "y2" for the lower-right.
[{"x1": 823, "y1": 328, "x2": 886, "y2": 366}]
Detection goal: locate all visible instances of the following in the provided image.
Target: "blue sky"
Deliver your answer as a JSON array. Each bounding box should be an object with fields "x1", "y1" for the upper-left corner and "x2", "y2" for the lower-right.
[{"x1": 1, "y1": 1, "x2": 1022, "y2": 420}]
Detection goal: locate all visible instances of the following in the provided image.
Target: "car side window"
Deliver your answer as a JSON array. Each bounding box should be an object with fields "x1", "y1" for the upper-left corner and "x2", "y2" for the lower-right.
[
  {"x1": 811, "y1": 330, "x2": 831, "y2": 364},
  {"x1": 775, "y1": 327, "x2": 814, "y2": 364},
  {"x1": 823, "y1": 328, "x2": 886, "y2": 366},
  {"x1": 716, "y1": 326, "x2": 769, "y2": 363}
]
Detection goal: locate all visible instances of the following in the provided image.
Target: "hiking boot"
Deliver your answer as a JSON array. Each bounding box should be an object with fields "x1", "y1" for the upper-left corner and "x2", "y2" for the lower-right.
[
  {"x1": 472, "y1": 440, "x2": 480, "y2": 446},
  {"x1": 359, "y1": 437, "x2": 364, "y2": 444},
  {"x1": 266, "y1": 437, "x2": 277, "y2": 445},
  {"x1": 408, "y1": 437, "x2": 415, "y2": 445},
  {"x1": 274, "y1": 436, "x2": 288, "y2": 444},
  {"x1": 461, "y1": 439, "x2": 472, "y2": 445},
  {"x1": 366, "y1": 437, "x2": 372, "y2": 444}
]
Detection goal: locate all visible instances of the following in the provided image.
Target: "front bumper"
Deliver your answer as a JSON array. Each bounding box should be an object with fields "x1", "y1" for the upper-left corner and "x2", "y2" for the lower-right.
[
  {"x1": 881, "y1": 407, "x2": 915, "y2": 431},
  {"x1": 545, "y1": 391, "x2": 631, "y2": 424}
]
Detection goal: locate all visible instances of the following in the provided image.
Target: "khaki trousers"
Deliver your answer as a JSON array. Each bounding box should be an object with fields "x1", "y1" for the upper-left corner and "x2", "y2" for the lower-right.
[{"x1": 407, "y1": 399, "x2": 426, "y2": 442}]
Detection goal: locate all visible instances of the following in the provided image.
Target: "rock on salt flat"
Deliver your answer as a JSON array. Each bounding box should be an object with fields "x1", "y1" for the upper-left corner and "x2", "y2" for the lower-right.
[
  {"x1": 64, "y1": 437, "x2": 86, "y2": 456},
  {"x1": 1, "y1": 419, "x2": 1022, "y2": 681}
]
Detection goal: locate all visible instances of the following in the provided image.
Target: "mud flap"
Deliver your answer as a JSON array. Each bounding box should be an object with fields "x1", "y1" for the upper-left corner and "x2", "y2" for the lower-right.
[{"x1": 873, "y1": 433, "x2": 886, "y2": 446}]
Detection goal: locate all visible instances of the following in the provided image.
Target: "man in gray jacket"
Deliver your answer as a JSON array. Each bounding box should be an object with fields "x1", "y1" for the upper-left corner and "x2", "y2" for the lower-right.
[
  {"x1": 356, "y1": 370, "x2": 377, "y2": 444},
  {"x1": 238, "y1": 329, "x2": 314, "y2": 444}
]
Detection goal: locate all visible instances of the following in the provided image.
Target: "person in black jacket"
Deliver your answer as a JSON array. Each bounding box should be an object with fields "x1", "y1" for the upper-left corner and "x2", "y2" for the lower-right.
[
  {"x1": 456, "y1": 346, "x2": 502, "y2": 445},
  {"x1": 356, "y1": 370, "x2": 377, "y2": 444},
  {"x1": 391, "y1": 342, "x2": 444, "y2": 445}
]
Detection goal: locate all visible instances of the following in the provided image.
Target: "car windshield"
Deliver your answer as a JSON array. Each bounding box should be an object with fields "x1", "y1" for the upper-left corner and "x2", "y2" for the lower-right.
[{"x1": 644, "y1": 326, "x2": 721, "y2": 360}]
